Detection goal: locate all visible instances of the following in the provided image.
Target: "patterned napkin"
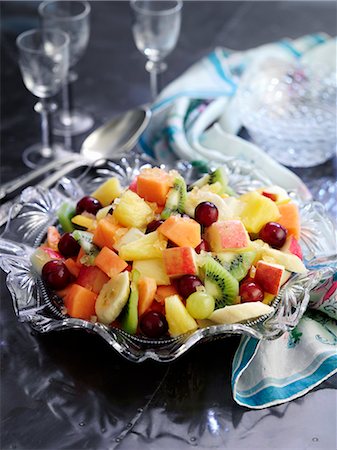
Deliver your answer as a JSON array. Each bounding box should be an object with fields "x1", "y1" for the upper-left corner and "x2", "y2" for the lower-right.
[
  {"x1": 139, "y1": 34, "x2": 337, "y2": 408},
  {"x1": 232, "y1": 275, "x2": 337, "y2": 409}
]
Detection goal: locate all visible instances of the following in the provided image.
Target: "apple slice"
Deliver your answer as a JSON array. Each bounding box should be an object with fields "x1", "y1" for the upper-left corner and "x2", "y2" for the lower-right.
[
  {"x1": 205, "y1": 220, "x2": 250, "y2": 252},
  {"x1": 281, "y1": 235, "x2": 303, "y2": 260},
  {"x1": 209, "y1": 302, "x2": 274, "y2": 324},
  {"x1": 254, "y1": 260, "x2": 284, "y2": 295},
  {"x1": 163, "y1": 247, "x2": 198, "y2": 277}
]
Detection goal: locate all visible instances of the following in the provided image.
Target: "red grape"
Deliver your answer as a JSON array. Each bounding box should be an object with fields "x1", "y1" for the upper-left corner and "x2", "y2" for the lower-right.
[
  {"x1": 259, "y1": 222, "x2": 287, "y2": 249},
  {"x1": 42, "y1": 260, "x2": 72, "y2": 290},
  {"x1": 76, "y1": 196, "x2": 102, "y2": 216},
  {"x1": 140, "y1": 311, "x2": 168, "y2": 338},
  {"x1": 194, "y1": 202, "x2": 219, "y2": 227},
  {"x1": 239, "y1": 281, "x2": 264, "y2": 303},
  {"x1": 195, "y1": 238, "x2": 211, "y2": 254},
  {"x1": 146, "y1": 220, "x2": 164, "y2": 234},
  {"x1": 176, "y1": 275, "x2": 203, "y2": 299},
  {"x1": 58, "y1": 232, "x2": 81, "y2": 257}
]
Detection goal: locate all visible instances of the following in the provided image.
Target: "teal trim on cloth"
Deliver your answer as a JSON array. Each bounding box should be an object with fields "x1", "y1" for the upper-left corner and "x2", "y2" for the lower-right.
[
  {"x1": 237, "y1": 350, "x2": 336, "y2": 398},
  {"x1": 235, "y1": 354, "x2": 337, "y2": 407},
  {"x1": 207, "y1": 51, "x2": 237, "y2": 92},
  {"x1": 279, "y1": 39, "x2": 302, "y2": 58}
]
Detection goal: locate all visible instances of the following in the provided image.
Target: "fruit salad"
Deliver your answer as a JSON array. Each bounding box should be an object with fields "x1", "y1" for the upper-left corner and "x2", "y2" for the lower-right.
[{"x1": 31, "y1": 165, "x2": 306, "y2": 339}]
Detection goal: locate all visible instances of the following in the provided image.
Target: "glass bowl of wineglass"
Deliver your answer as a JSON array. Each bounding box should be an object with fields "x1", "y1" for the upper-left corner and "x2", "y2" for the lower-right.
[
  {"x1": 16, "y1": 28, "x2": 70, "y2": 168},
  {"x1": 130, "y1": 0, "x2": 183, "y2": 100},
  {"x1": 39, "y1": 0, "x2": 93, "y2": 136}
]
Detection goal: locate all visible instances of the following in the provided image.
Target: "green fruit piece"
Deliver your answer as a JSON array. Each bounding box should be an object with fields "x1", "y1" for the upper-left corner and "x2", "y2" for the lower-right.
[
  {"x1": 203, "y1": 256, "x2": 239, "y2": 308},
  {"x1": 120, "y1": 269, "x2": 140, "y2": 334},
  {"x1": 161, "y1": 176, "x2": 187, "y2": 219},
  {"x1": 57, "y1": 202, "x2": 76, "y2": 232},
  {"x1": 72, "y1": 230, "x2": 99, "y2": 265},
  {"x1": 190, "y1": 167, "x2": 236, "y2": 196},
  {"x1": 186, "y1": 291, "x2": 215, "y2": 319},
  {"x1": 209, "y1": 167, "x2": 236, "y2": 196},
  {"x1": 213, "y1": 251, "x2": 256, "y2": 281},
  {"x1": 95, "y1": 272, "x2": 130, "y2": 325},
  {"x1": 30, "y1": 248, "x2": 54, "y2": 275}
]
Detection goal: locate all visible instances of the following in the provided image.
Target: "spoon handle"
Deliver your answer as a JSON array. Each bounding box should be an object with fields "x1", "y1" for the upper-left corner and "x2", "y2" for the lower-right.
[
  {"x1": 0, "y1": 156, "x2": 77, "y2": 202},
  {"x1": 38, "y1": 159, "x2": 90, "y2": 189}
]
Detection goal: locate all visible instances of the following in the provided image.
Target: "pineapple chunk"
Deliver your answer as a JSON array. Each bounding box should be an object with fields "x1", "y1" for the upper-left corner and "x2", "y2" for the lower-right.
[
  {"x1": 165, "y1": 295, "x2": 198, "y2": 336},
  {"x1": 133, "y1": 258, "x2": 170, "y2": 285},
  {"x1": 91, "y1": 177, "x2": 122, "y2": 206},
  {"x1": 114, "y1": 190, "x2": 154, "y2": 228},
  {"x1": 71, "y1": 214, "x2": 96, "y2": 230},
  {"x1": 96, "y1": 206, "x2": 113, "y2": 221},
  {"x1": 239, "y1": 191, "x2": 280, "y2": 233},
  {"x1": 113, "y1": 228, "x2": 145, "y2": 252},
  {"x1": 119, "y1": 231, "x2": 167, "y2": 260}
]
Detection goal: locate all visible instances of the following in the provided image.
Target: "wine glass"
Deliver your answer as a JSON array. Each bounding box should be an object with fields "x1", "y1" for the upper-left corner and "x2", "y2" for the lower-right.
[
  {"x1": 130, "y1": 0, "x2": 182, "y2": 100},
  {"x1": 16, "y1": 29, "x2": 69, "y2": 168},
  {"x1": 38, "y1": 0, "x2": 93, "y2": 136}
]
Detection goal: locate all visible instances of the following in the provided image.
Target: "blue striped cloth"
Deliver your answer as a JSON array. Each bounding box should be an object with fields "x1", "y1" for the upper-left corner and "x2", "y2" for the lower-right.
[
  {"x1": 139, "y1": 34, "x2": 337, "y2": 408},
  {"x1": 232, "y1": 275, "x2": 337, "y2": 408}
]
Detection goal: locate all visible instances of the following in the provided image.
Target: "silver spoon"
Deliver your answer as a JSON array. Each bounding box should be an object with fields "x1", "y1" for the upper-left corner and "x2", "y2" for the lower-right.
[{"x1": 0, "y1": 106, "x2": 151, "y2": 202}]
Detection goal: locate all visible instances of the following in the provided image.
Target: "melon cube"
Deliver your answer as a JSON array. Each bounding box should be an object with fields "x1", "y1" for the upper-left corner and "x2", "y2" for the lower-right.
[
  {"x1": 114, "y1": 190, "x2": 154, "y2": 228},
  {"x1": 136, "y1": 167, "x2": 172, "y2": 205},
  {"x1": 158, "y1": 215, "x2": 201, "y2": 248},
  {"x1": 163, "y1": 247, "x2": 198, "y2": 277},
  {"x1": 133, "y1": 259, "x2": 170, "y2": 285},
  {"x1": 64, "y1": 284, "x2": 97, "y2": 321},
  {"x1": 239, "y1": 191, "x2": 281, "y2": 233},
  {"x1": 92, "y1": 218, "x2": 123, "y2": 250},
  {"x1": 277, "y1": 202, "x2": 301, "y2": 241},
  {"x1": 254, "y1": 260, "x2": 285, "y2": 295},
  {"x1": 155, "y1": 285, "x2": 179, "y2": 304},
  {"x1": 165, "y1": 295, "x2": 198, "y2": 336},
  {"x1": 94, "y1": 246, "x2": 128, "y2": 277},
  {"x1": 205, "y1": 220, "x2": 250, "y2": 252}
]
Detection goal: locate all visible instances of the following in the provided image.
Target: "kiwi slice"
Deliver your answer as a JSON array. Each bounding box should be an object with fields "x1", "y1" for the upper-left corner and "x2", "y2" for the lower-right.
[
  {"x1": 120, "y1": 269, "x2": 140, "y2": 334},
  {"x1": 161, "y1": 176, "x2": 187, "y2": 219},
  {"x1": 190, "y1": 167, "x2": 235, "y2": 196},
  {"x1": 203, "y1": 257, "x2": 239, "y2": 308},
  {"x1": 72, "y1": 230, "x2": 99, "y2": 265},
  {"x1": 213, "y1": 251, "x2": 256, "y2": 281}
]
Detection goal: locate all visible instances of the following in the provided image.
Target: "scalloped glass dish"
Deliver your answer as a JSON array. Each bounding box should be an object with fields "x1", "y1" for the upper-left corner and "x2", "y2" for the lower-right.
[{"x1": 0, "y1": 153, "x2": 336, "y2": 362}]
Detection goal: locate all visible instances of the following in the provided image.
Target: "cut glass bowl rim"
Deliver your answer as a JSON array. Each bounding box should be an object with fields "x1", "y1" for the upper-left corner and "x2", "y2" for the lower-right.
[{"x1": 0, "y1": 152, "x2": 336, "y2": 362}]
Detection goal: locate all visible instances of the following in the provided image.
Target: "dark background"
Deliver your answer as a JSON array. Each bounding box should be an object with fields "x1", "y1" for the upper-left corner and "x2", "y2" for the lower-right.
[{"x1": 1, "y1": 2, "x2": 336, "y2": 449}]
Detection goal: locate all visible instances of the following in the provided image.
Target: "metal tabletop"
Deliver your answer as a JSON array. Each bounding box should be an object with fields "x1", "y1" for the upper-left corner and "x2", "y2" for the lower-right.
[{"x1": 1, "y1": 2, "x2": 336, "y2": 449}]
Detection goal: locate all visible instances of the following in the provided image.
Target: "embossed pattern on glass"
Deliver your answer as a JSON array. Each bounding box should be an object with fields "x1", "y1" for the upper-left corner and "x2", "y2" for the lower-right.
[
  {"x1": 237, "y1": 59, "x2": 337, "y2": 168},
  {"x1": 0, "y1": 153, "x2": 335, "y2": 362}
]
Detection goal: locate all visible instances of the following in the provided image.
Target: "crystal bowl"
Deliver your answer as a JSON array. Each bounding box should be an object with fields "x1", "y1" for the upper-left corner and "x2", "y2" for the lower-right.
[
  {"x1": 0, "y1": 153, "x2": 335, "y2": 362},
  {"x1": 237, "y1": 59, "x2": 337, "y2": 168}
]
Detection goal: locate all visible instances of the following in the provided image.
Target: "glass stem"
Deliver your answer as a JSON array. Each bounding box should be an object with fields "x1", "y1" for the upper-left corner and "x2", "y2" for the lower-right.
[
  {"x1": 61, "y1": 79, "x2": 72, "y2": 126},
  {"x1": 146, "y1": 60, "x2": 166, "y2": 101},
  {"x1": 149, "y1": 69, "x2": 160, "y2": 101},
  {"x1": 40, "y1": 98, "x2": 53, "y2": 158}
]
